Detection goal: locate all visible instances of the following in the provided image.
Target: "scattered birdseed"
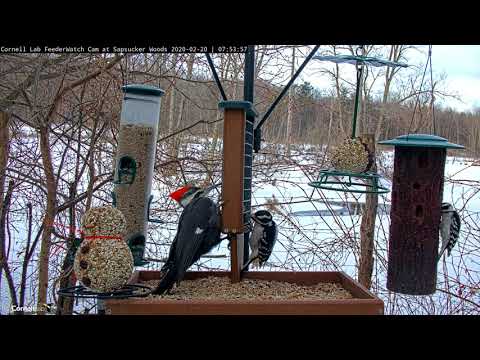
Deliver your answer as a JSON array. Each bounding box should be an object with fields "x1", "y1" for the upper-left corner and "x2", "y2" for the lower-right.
[{"x1": 138, "y1": 276, "x2": 353, "y2": 301}]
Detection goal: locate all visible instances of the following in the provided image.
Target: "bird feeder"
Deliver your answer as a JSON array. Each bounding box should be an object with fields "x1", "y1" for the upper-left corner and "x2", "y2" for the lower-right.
[
  {"x1": 104, "y1": 101, "x2": 384, "y2": 315},
  {"x1": 102, "y1": 51, "x2": 386, "y2": 316},
  {"x1": 218, "y1": 100, "x2": 257, "y2": 282},
  {"x1": 309, "y1": 52, "x2": 407, "y2": 194},
  {"x1": 378, "y1": 134, "x2": 464, "y2": 295},
  {"x1": 113, "y1": 84, "x2": 165, "y2": 266}
]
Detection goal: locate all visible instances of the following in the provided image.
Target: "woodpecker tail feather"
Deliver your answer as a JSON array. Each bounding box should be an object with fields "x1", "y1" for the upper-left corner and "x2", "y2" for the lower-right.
[
  {"x1": 437, "y1": 244, "x2": 450, "y2": 262},
  {"x1": 241, "y1": 255, "x2": 259, "y2": 272},
  {"x1": 437, "y1": 249, "x2": 446, "y2": 263},
  {"x1": 152, "y1": 269, "x2": 177, "y2": 295}
]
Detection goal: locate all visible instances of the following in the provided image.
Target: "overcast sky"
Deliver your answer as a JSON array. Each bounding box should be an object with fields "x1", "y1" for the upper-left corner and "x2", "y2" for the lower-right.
[
  {"x1": 300, "y1": 45, "x2": 480, "y2": 113},
  {"x1": 430, "y1": 45, "x2": 480, "y2": 112}
]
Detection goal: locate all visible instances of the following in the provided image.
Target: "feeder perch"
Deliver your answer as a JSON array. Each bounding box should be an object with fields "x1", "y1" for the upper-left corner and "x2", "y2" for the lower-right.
[
  {"x1": 147, "y1": 195, "x2": 164, "y2": 224},
  {"x1": 378, "y1": 134, "x2": 464, "y2": 295},
  {"x1": 309, "y1": 170, "x2": 390, "y2": 194},
  {"x1": 113, "y1": 84, "x2": 165, "y2": 267},
  {"x1": 127, "y1": 234, "x2": 149, "y2": 267},
  {"x1": 114, "y1": 156, "x2": 136, "y2": 185},
  {"x1": 218, "y1": 100, "x2": 258, "y2": 282},
  {"x1": 58, "y1": 284, "x2": 152, "y2": 300}
]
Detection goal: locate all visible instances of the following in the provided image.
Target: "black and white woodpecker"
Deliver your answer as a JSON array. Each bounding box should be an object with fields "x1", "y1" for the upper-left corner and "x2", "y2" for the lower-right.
[
  {"x1": 153, "y1": 184, "x2": 222, "y2": 295},
  {"x1": 243, "y1": 210, "x2": 278, "y2": 270},
  {"x1": 438, "y1": 202, "x2": 461, "y2": 260}
]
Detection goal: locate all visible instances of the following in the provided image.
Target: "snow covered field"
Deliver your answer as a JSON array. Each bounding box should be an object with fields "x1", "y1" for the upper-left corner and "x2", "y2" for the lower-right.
[
  {"x1": 142, "y1": 149, "x2": 480, "y2": 314},
  {"x1": 1, "y1": 143, "x2": 479, "y2": 315}
]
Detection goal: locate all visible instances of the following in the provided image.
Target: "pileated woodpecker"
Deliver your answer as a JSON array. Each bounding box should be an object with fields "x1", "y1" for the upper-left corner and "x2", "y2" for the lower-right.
[{"x1": 153, "y1": 184, "x2": 222, "y2": 295}]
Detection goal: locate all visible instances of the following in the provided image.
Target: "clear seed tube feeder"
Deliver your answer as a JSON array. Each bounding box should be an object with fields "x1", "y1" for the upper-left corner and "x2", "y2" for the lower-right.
[{"x1": 113, "y1": 84, "x2": 165, "y2": 266}]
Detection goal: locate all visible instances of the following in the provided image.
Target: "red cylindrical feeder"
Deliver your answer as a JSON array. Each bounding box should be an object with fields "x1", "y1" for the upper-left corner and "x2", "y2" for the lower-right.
[{"x1": 378, "y1": 134, "x2": 464, "y2": 295}]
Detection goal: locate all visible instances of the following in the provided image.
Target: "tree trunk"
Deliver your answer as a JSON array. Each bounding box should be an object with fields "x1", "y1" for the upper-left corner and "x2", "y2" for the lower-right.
[
  {"x1": 0, "y1": 112, "x2": 8, "y2": 214},
  {"x1": 19, "y1": 203, "x2": 33, "y2": 309},
  {"x1": 332, "y1": 46, "x2": 346, "y2": 139},
  {"x1": 167, "y1": 54, "x2": 178, "y2": 135},
  {"x1": 375, "y1": 45, "x2": 395, "y2": 142},
  {"x1": 327, "y1": 101, "x2": 333, "y2": 143},
  {"x1": 210, "y1": 54, "x2": 231, "y2": 159},
  {"x1": 0, "y1": 180, "x2": 17, "y2": 310},
  {"x1": 0, "y1": 112, "x2": 8, "y2": 288},
  {"x1": 56, "y1": 183, "x2": 77, "y2": 315},
  {"x1": 0, "y1": 113, "x2": 18, "y2": 311},
  {"x1": 358, "y1": 134, "x2": 378, "y2": 289},
  {"x1": 172, "y1": 53, "x2": 194, "y2": 159},
  {"x1": 286, "y1": 47, "x2": 295, "y2": 154},
  {"x1": 37, "y1": 124, "x2": 57, "y2": 314}
]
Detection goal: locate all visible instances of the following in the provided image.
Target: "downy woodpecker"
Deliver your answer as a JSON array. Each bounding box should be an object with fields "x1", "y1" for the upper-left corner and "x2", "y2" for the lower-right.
[
  {"x1": 438, "y1": 202, "x2": 461, "y2": 260},
  {"x1": 153, "y1": 184, "x2": 222, "y2": 295},
  {"x1": 243, "y1": 210, "x2": 278, "y2": 269}
]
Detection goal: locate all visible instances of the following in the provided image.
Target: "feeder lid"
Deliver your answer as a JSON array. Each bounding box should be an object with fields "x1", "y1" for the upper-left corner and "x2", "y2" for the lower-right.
[
  {"x1": 218, "y1": 100, "x2": 258, "y2": 118},
  {"x1": 378, "y1": 134, "x2": 464, "y2": 149},
  {"x1": 122, "y1": 84, "x2": 165, "y2": 97}
]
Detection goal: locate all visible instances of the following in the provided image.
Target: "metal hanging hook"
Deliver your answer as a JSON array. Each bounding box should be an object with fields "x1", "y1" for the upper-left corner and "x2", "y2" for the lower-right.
[{"x1": 355, "y1": 45, "x2": 364, "y2": 57}]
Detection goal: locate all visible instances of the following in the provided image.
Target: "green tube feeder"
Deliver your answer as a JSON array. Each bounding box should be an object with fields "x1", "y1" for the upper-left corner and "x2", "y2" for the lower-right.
[{"x1": 113, "y1": 156, "x2": 137, "y2": 185}]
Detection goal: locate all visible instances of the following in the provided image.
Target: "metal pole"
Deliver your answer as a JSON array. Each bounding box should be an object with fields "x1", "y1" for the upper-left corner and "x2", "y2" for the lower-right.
[
  {"x1": 352, "y1": 45, "x2": 365, "y2": 139},
  {"x1": 351, "y1": 65, "x2": 363, "y2": 139},
  {"x1": 243, "y1": 45, "x2": 255, "y2": 269},
  {"x1": 255, "y1": 45, "x2": 320, "y2": 132},
  {"x1": 206, "y1": 53, "x2": 228, "y2": 101}
]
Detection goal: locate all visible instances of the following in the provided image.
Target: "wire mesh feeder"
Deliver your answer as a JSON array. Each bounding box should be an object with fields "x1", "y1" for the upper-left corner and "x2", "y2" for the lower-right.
[
  {"x1": 309, "y1": 169, "x2": 390, "y2": 194},
  {"x1": 307, "y1": 46, "x2": 408, "y2": 195},
  {"x1": 57, "y1": 284, "x2": 152, "y2": 300}
]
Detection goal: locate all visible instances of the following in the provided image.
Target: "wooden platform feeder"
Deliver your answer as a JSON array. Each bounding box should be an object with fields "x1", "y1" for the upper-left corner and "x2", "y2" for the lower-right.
[
  {"x1": 104, "y1": 270, "x2": 384, "y2": 315},
  {"x1": 103, "y1": 99, "x2": 385, "y2": 315},
  {"x1": 378, "y1": 134, "x2": 464, "y2": 295}
]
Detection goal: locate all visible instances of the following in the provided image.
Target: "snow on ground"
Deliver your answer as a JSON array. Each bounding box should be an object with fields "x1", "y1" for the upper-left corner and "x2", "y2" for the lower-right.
[{"x1": 2, "y1": 142, "x2": 479, "y2": 314}]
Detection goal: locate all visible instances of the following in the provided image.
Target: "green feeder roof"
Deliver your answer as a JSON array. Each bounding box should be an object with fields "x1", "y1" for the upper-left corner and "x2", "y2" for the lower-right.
[
  {"x1": 122, "y1": 84, "x2": 165, "y2": 97},
  {"x1": 378, "y1": 134, "x2": 464, "y2": 149},
  {"x1": 219, "y1": 100, "x2": 258, "y2": 118}
]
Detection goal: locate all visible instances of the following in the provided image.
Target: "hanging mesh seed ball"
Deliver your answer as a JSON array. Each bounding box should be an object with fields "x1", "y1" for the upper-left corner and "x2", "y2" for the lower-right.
[
  {"x1": 81, "y1": 206, "x2": 126, "y2": 238},
  {"x1": 329, "y1": 138, "x2": 372, "y2": 173},
  {"x1": 74, "y1": 206, "x2": 134, "y2": 292}
]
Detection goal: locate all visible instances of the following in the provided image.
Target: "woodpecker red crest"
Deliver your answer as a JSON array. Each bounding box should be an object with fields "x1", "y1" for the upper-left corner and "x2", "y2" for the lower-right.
[{"x1": 169, "y1": 186, "x2": 192, "y2": 203}]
